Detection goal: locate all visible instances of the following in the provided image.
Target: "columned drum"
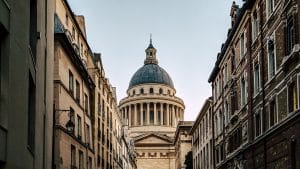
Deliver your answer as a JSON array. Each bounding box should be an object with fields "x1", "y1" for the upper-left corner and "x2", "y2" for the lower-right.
[{"x1": 118, "y1": 39, "x2": 185, "y2": 169}]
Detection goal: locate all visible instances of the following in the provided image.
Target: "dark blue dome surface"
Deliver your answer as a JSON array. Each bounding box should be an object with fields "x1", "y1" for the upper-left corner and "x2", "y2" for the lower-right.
[{"x1": 129, "y1": 64, "x2": 174, "y2": 89}]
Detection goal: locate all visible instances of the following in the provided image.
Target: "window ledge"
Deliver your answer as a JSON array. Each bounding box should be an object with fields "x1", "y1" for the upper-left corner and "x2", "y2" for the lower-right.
[{"x1": 281, "y1": 44, "x2": 300, "y2": 67}]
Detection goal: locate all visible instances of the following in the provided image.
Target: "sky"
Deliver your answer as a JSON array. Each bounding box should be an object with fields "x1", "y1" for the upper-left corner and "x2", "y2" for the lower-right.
[{"x1": 68, "y1": 0, "x2": 244, "y2": 121}]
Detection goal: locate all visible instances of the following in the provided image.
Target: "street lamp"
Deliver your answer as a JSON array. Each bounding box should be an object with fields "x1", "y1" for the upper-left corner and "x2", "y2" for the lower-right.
[{"x1": 65, "y1": 118, "x2": 75, "y2": 133}]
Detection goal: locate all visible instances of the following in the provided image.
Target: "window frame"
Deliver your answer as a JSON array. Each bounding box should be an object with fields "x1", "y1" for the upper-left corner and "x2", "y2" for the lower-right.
[
  {"x1": 69, "y1": 70, "x2": 74, "y2": 95},
  {"x1": 269, "y1": 98, "x2": 278, "y2": 128},
  {"x1": 252, "y1": 10, "x2": 259, "y2": 40},
  {"x1": 71, "y1": 145, "x2": 76, "y2": 167},
  {"x1": 254, "y1": 109, "x2": 263, "y2": 138},
  {"x1": 266, "y1": 0, "x2": 275, "y2": 18},
  {"x1": 267, "y1": 36, "x2": 277, "y2": 80},
  {"x1": 288, "y1": 80, "x2": 299, "y2": 113},
  {"x1": 253, "y1": 59, "x2": 261, "y2": 95}
]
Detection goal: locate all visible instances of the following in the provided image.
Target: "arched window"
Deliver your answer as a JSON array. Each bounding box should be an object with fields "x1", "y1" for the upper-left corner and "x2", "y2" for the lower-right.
[
  {"x1": 168, "y1": 90, "x2": 171, "y2": 95},
  {"x1": 150, "y1": 88, "x2": 154, "y2": 94},
  {"x1": 159, "y1": 88, "x2": 163, "y2": 94},
  {"x1": 140, "y1": 88, "x2": 144, "y2": 94},
  {"x1": 132, "y1": 90, "x2": 135, "y2": 96}
]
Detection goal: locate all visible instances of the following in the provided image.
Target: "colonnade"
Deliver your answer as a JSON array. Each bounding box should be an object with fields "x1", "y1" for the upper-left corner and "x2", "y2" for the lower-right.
[{"x1": 120, "y1": 102, "x2": 184, "y2": 127}]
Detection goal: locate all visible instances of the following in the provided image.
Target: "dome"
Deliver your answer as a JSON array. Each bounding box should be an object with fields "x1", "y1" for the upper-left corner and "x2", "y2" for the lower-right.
[{"x1": 129, "y1": 64, "x2": 174, "y2": 89}]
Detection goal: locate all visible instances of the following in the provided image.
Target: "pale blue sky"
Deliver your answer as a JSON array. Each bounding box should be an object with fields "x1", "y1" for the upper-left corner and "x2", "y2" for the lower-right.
[{"x1": 68, "y1": 0, "x2": 244, "y2": 121}]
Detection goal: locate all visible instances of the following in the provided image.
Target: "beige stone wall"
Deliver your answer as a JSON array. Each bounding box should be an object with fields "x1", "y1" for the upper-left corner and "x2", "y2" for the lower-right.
[{"x1": 137, "y1": 158, "x2": 173, "y2": 169}]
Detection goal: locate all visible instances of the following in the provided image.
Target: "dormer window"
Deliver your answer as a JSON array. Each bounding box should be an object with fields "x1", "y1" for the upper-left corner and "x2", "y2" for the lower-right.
[
  {"x1": 149, "y1": 88, "x2": 154, "y2": 94},
  {"x1": 159, "y1": 88, "x2": 163, "y2": 94},
  {"x1": 140, "y1": 88, "x2": 144, "y2": 94},
  {"x1": 132, "y1": 90, "x2": 135, "y2": 96}
]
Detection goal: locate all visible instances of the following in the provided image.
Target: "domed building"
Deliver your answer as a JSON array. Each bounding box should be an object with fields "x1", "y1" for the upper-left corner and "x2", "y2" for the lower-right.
[{"x1": 119, "y1": 39, "x2": 185, "y2": 169}]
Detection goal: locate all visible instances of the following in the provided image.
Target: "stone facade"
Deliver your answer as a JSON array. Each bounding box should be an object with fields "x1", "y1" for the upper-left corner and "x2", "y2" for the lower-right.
[
  {"x1": 53, "y1": 1, "x2": 136, "y2": 169},
  {"x1": 208, "y1": 0, "x2": 300, "y2": 169},
  {"x1": 0, "y1": 0, "x2": 54, "y2": 168},
  {"x1": 174, "y1": 121, "x2": 193, "y2": 169},
  {"x1": 190, "y1": 98, "x2": 214, "y2": 169},
  {"x1": 119, "y1": 40, "x2": 186, "y2": 169}
]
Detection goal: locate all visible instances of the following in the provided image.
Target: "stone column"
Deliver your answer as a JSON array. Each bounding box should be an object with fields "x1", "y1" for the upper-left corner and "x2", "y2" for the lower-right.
[
  {"x1": 147, "y1": 103, "x2": 150, "y2": 125},
  {"x1": 125, "y1": 107, "x2": 128, "y2": 125},
  {"x1": 173, "y1": 105, "x2": 176, "y2": 127},
  {"x1": 166, "y1": 104, "x2": 170, "y2": 126},
  {"x1": 160, "y1": 103, "x2": 163, "y2": 125},
  {"x1": 171, "y1": 105, "x2": 174, "y2": 126},
  {"x1": 174, "y1": 106, "x2": 177, "y2": 126},
  {"x1": 134, "y1": 104, "x2": 137, "y2": 126},
  {"x1": 129, "y1": 105, "x2": 132, "y2": 127},
  {"x1": 154, "y1": 103, "x2": 157, "y2": 125},
  {"x1": 140, "y1": 103, "x2": 143, "y2": 126}
]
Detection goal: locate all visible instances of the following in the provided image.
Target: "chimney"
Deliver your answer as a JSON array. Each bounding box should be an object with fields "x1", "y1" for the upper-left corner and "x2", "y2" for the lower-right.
[
  {"x1": 75, "y1": 15, "x2": 87, "y2": 38},
  {"x1": 230, "y1": 1, "x2": 239, "y2": 27}
]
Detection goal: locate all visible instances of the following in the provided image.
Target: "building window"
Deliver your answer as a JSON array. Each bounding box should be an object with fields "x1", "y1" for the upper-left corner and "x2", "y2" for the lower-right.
[
  {"x1": 27, "y1": 72, "x2": 36, "y2": 153},
  {"x1": 218, "y1": 110, "x2": 223, "y2": 134},
  {"x1": 69, "y1": 71, "x2": 74, "y2": 95},
  {"x1": 149, "y1": 88, "x2": 154, "y2": 94},
  {"x1": 253, "y1": 61, "x2": 260, "y2": 95},
  {"x1": 224, "y1": 101, "x2": 229, "y2": 126},
  {"x1": 88, "y1": 156, "x2": 92, "y2": 169},
  {"x1": 140, "y1": 88, "x2": 144, "y2": 94},
  {"x1": 285, "y1": 16, "x2": 295, "y2": 55},
  {"x1": 214, "y1": 115, "x2": 218, "y2": 137},
  {"x1": 252, "y1": 10, "x2": 259, "y2": 40},
  {"x1": 288, "y1": 81, "x2": 298, "y2": 113},
  {"x1": 269, "y1": 99, "x2": 277, "y2": 127},
  {"x1": 77, "y1": 115, "x2": 82, "y2": 140},
  {"x1": 79, "y1": 150, "x2": 84, "y2": 169},
  {"x1": 150, "y1": 111, "x2": 154, "y2": 124},
  {"x1": 231, "y1": 55, "x2": 235, "y2": 72},
  {"x1": 223, "y1": 64, "x2": 228, "y2": 85},
  {"x1": 69, "y1": 107, "x2": 75, "y2": 134},
  {"x1": 254, "y1": 110, "x2": 262, "y2": 138},
  {"x1": 268, "y1": 38, "x2": 276, "y2": 79},
  {"x1": 84, "y1": 93, "x2": 89, "y2": 115},
  {"x1": 159, "y1": 88, "x2": 163, "y2": 94},
  {"x1": 75, "y1": 80, "x2": 80, "y2": 103},
  {"x1": 132, "y1": 90, "x2": 135, "y2": 95},
  {"x1": 240, "y1": 32, "x2": 246, "y2": 58},
  {"x1": 240, "y1": 76, "x2": 247, "y2": 107},
  {"x1": 71, "y1": 145, "x2": 76, "y2": 168},
  {"x1": 266, "y1": 0, "x2": 274, "y2": 17},
  {"x1": 86, "y1": 124, "x2": 90, "y2": 147}
]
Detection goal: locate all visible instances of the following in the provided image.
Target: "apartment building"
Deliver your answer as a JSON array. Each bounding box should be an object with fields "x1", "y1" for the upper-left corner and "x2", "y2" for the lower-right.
[
  {"x1": 208, "y1": 0, "x2": 300, "y2": 168},
  {"x1": 53, "y1": 1, "x2": 136, "y2": 169},
  {"x1": 190, "y1": 98, "x2": 214, "y2": 169},
  {"x1": 0, "y1": 0, "x2": 54, "y2": 168},
  {"x1": 174, "y1": 121, "x2": 193, "y2": 169}
]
